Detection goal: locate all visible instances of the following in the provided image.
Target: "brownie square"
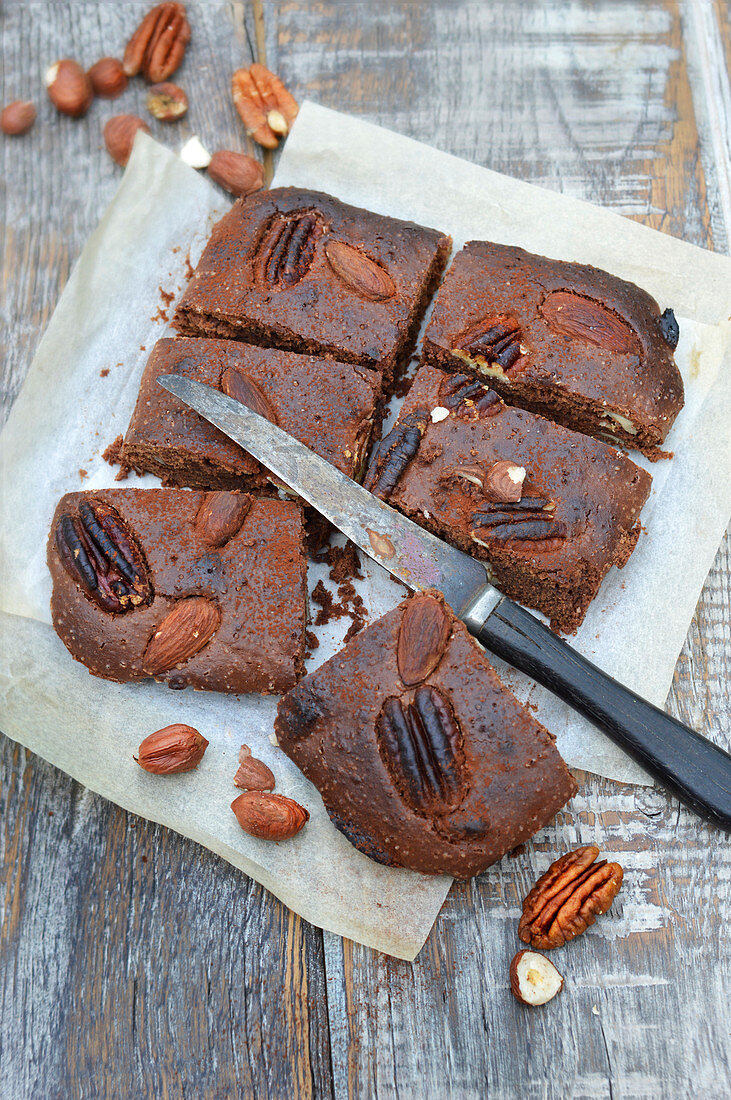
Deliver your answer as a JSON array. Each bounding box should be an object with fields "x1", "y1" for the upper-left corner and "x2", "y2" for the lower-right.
[
  {"x1": 48, "y1": 489, "x2": 307, "y2": 694},
  {"x1": 174, "y1": 187, "x2": 451, "y2": 385},
  {"x1": 364, "y1": 365, "x2": 652, "y2": 634},
  {"x1": 275, "y1": 592, "x2": 577, "y2": 877},
  {"x1": 121, "y1": 337, "x2": 382, "y2": 490},
  {"x1": 422, "y1": 241, "x2": 684, "y2": 457}
]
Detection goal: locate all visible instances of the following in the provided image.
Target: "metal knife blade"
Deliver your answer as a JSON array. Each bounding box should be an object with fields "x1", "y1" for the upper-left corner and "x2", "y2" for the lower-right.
[{"x1": 157, "y1": 375, "x2": 500, "y2": 622}]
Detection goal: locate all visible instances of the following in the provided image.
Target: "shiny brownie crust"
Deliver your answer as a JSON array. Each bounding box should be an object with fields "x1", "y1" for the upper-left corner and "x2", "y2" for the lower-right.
[
  {"x1": 275, "y1": 592, "x2": 577, "y2": 878},
  {"x1": 422, "y1": 241, "x2": 684, "y2": 456},
  {"x1": 366, "y1": 365, "x2": 652, "y2": 634},
  {"x1": 48, "y1": 488, "x2": 307, "y2": 694},
  {"x1": 174, "y1": 187, "x2": 451, "y2": 384},
  {"x1": 122, "y1": 337, "x2": 382, "y2": 490}
]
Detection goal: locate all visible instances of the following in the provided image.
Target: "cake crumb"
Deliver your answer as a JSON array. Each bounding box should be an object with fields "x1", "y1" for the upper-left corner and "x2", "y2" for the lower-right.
[
  {"x1": 78, "y1": 468, "x2": 88, "y2": 480},
  {"x1": 100, "y1": 368, "x2": 109, "y2": 378},
  {"x1": 102, "y1": 435, "x2": 130, "y2": 480}
]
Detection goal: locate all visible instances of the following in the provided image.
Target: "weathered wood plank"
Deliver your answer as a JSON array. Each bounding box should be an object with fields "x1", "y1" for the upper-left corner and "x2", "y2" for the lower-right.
[
  {"x1": 1, "y1": 0, "x2": 730, "y2": 1097},
  {"x1": 258, "y1": 0, "x2": 731, "y2": 1095}
]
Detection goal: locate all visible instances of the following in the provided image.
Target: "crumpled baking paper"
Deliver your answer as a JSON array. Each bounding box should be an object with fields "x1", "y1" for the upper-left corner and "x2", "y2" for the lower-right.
[{"x1": 1, "y1": 108, "x2": 730, "y2": 958}]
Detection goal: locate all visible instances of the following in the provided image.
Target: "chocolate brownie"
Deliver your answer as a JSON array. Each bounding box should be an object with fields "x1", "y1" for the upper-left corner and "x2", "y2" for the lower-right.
[
  {"x1": 364, "y1": 365, "x2": 652, "y2": 634},
  {"x1": 121, "y1": 337, "x2": 382, "y2": 490},
  {"x1": 174, "y1": 187, "x2": 451, "y2": 385},
  {"x1": 422, "y1": 241, "x2": 684, "y2": 457},
  {"x1": 275, "y1": 592, "x2": 577, "y2": 877},
  {"x1": 48, "y1": 488, "x2": 307, "y2": 693}
]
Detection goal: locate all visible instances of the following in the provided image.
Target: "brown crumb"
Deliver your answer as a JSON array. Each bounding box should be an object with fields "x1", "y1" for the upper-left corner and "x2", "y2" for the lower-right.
[
  {"x1": 312, "y1": 580, "x2": 336, "y2": 625},
  {"x1": 184, "y1": 250, "x2": 194, "y2": 280},
  {"x1": 100, "y1": 368, "x2": 109, "y2": 378},
  {"x1": 159, "y1": 286, "x2": 174, "y2": 307},
  {"x1": 151, "y1": 306, "x2": 169, "y2": 323},
  {"x1": 102, "y1": 434, "x2": 130, "y2": 480},
  {"x1": 304, "y1": 629, "x2": 319, "y2": 658},
  {"x1": 78, "y1": 468, "x2": 88, "y2": 479}
]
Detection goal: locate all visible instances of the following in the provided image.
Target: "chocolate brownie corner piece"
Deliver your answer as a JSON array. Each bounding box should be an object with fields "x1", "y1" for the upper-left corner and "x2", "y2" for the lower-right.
[
  {"x1": 275, "y1": 592, "x2": 577, "y2": 878},
  {"x1": 173, "y1": 187, "x2": 451, "y2": 386},
  {"x1": 48, "y1": 488, "x2": 307, "y2": 694},
  {"x1": 121, "y1": 337, "x2": 382, "y2": 490},
  {"x1": 365, "y1": 364, "x2": 651, "y2": 634},
  {"x1": 422, "y1": 241, "x2": 684, "y2": 457}
]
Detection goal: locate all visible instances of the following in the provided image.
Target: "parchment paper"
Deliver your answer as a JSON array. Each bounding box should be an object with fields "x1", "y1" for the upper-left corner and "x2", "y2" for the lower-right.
[{"x1": 1, "y1": 107, "x2": 730, "y2": 958}]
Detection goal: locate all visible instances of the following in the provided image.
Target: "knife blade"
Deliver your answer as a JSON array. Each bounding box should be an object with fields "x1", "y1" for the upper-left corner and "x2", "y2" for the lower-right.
[{"x1": 157, "y1": 374, "x2": 731, "y2": 831}]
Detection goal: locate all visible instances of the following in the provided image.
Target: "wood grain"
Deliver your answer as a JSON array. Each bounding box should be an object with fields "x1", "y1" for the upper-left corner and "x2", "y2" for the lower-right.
[{"x1": 1, "y1": 1, "x2": 729, "y2": 1097}]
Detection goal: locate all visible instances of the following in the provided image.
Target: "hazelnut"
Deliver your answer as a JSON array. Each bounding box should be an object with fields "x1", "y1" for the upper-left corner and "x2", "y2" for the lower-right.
[
  {"x1": 45, "y1": 59, "x2": 94, "y2": 117},
  {"x1": 136, "y1": 724, "x2": 208, "y2": 775},
  {"x1": 146, "y1": 81, "x2": 188, "y2": 121},
  {"x1": 483, "y1": 460, "x2": 526, "y2": 503},
  {"x1": 179, "y1": 135, "x2": 211, "y2": 168},
  {"x1": 509, "y1": 950, "x2": 564, "y2": 1007},
  {"x1": 103, "y1": 114, "x2": 151, "y2": 166},
  {"x1": 207, "y1": 150, "x2": 264, "y2": 197},
  {"x1": 88, "y1": 57, "x2": 128, "y2": 98},
  {"x1": 1, "y1": 100, "x2": 36, "y2": 135}
]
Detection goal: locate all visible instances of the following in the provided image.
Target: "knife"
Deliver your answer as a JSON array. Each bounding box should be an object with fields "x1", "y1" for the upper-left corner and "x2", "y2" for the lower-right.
[{"x1": 158, "y1": 374, "x2": 731, "y2": 831}]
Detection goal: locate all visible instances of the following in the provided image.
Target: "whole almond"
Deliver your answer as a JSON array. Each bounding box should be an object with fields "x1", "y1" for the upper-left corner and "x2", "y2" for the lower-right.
[
  {"x1": 325, "y1": 240, "x2": 395, "y2": 302},
  {"x1": 104, "y1": 114, "x2": 151, "y2": 166},
  {"x1": 142, "y1": 597, "x2": 221, "y2": 675},
  {"x1": 540, "y1": 291, "x2": 639, "y2": 355},
  {"x1": 221, "y1": 367, "x2": 278, "y2": 424},
  {"x1": 193, "y1": 491, "x2": 251, "y2": 548},
  {"x1": 231, "y1": 791, "x2": 309, "y2": 840},
  {"x1": 136, "y1": 723, "x2": 208, "y2": 774},
  {"x1": 234, "y1": 745, "x2": 275, "y2": 792},
  {"x1": 88, "y1": 57, "x2": 128, "y2": 98},
  {"x1": 1, "y1": 100, "x2": 36, "y2": 135},
  {"x1": 45, "y1": 60, "x2": 94, "y2": 117},
  {"x1": 397, "y1": 594, "x2": 451, "y2": 686},
  {"x1": 207, "y1": 150, "x2": 264, "y2": 197}
]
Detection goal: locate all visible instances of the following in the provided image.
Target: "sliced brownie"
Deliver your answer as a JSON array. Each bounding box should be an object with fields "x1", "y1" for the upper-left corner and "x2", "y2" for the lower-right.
[
  {"x1": 275, "y1": 591, "x2": 577, "y2": 877},
  {"x1": 48, "y1": 489, "x2": 307, "y2": 694},
  {"x1": 422, "y1": 241, "x2": 684, "y2": 458},
  {"x1": 364, "y1": 365, "x2": 652, "y2": 634},
  {"x1": 121, "y1": 337, "x2": 382, "y2": 490},
  {"x1": 174, "y1": 187, "x2": 451, "y2": 386}
]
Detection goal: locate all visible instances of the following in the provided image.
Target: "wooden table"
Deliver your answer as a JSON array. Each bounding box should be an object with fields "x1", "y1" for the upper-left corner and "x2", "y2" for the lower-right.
[{"x1": 2, "y1": 2, "x2": 729, "y2": 1096}]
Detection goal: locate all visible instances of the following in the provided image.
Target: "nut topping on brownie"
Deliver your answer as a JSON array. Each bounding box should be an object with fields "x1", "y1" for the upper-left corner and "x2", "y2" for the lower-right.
[
  {"x1": 275, "y1": 592, "x2": 577, "y2": 877},
  {"x1": 422, "y1": 241, "x2": 684, "y2": 457}
]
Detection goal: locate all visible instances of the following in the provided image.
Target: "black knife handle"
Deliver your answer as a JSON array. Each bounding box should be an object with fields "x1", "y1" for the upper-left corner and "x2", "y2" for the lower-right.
[{"x1": 477, "y1": 597, "x2": 731, "y2": 831}]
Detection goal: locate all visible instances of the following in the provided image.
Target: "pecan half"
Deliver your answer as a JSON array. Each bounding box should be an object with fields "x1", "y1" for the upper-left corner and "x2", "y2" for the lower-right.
[
  {"x1": 659, "y1": 306, "x2": 679, "y2": 349},
  {"x1": 363, "y1": 407, "x2": 430, "y2": 499},
  {"x1": 142, "y1": 597, "x2": 221, "y2": 675},
  {"x1": 123, "y1": 3, "x2": 191, "y2": 82},
  {"x1": 438, "y1": 372, "x2": 502, "y2": 420},
  {"x1": 471, "y1": 493, "x2": 565, "y2": 549},
  {"x1": 193, "y1": 492, "x2": 251, "y2": 549},
  {"x1": 221, "y1": 367, "x2": 279, "y2": 424},
  {"x1": 324, "y1": 240, "x2": 395, "y2": 302},
  {"x1": 55, "y1": 499, "x2": 152, "y2": 613},
  {"x1": 454, "y1": 315, "x2": 524, "y2": 372},
  {"x1": 377, "y1": 685, "x2": 466, "y2": 817},
  {"x1": 518, "y1": 845, "x2": 624, "y2": 949},
  {"x1": 540, "y1": 291, "x2": 639, "y2": 355},
  {"x1": 254, "y1": 210, "x2": 324, "y2": 290},
  {"x1": 231, "y1": 63, "x2": 299, "y2": 148},
  {"x1": 397, "y1": 595, "x2": 451, "y2": 687}
]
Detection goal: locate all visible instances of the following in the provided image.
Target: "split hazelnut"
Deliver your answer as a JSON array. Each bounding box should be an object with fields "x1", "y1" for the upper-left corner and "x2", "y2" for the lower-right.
[
  {"x1": 88, "y1": 57, "x2": 128, "y2": 98},
  {"x1": 1, "y1": 100, "x2": 36, "y2": 135},
  {"x1": 136, "y1": 724, "x2": 208, "y2": 774},
  {"x1": 483, "y1": 460, "x2": 525, "y2": 503},
  {"x1": 45, "y1": 59, "x2": 94, "y2": 117},
  {"x1": 146, "y1": 81, "x2": 188, "y2": 121},
  {"x1": 510, "y1": 950, "x2": 564, "y2": 1006},
  {"x1": 234, "y1": 744, "x2": 275, "y2": 792},
  {"x1": 207, "y1": 150, "x2": 264, "y2": 197},
  {"x1": 104, "y1": 113, "x2": 151, "y2": 166}
]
